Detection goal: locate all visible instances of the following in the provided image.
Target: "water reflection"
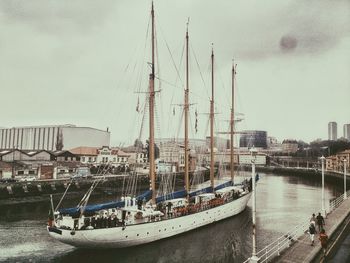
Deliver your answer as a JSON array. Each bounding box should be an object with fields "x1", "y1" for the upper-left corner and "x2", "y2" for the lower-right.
[{"x1": 0, "y1": 173, "x2": 341, "y2": 263}]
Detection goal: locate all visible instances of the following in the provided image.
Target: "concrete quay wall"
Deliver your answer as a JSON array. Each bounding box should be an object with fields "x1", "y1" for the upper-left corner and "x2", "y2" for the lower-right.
[
  {"x1": 0, "y1": 175, "x2": 150, "y2": 202},
  {"x1": 253, "y1": 166, "x2": 350, "y2": 184}
]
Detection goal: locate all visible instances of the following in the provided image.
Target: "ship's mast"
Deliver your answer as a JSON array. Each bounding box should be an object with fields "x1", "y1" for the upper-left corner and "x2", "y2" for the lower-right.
[
  {"x1": 230, "y1": 61, "x2": 236, "y2": 183},
  {"x1": 210, "y1": 46, "x2": 215, "y2": 191},
  {"x1": 149, "y1": 2, "x2": 156, "y2": 204},
  {"x1": 184, "y1": 22, "x2": 190, "y2": 198}
]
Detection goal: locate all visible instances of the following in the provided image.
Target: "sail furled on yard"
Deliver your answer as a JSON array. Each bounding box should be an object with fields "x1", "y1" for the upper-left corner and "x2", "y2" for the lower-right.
[{"x1": 59, "y1": 181, "x2": 233, "y2": 216}]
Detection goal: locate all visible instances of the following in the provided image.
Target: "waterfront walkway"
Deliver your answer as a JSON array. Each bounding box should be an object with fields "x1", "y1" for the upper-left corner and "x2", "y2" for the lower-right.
[{"x1": 273, "y1": 196, "x2": 350, "y2": 263}]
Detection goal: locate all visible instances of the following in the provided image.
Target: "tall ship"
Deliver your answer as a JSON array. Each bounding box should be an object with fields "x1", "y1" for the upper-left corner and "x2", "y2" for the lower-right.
[{"x1": 47, "y1": 3, "x2": 253, "y2": 248}]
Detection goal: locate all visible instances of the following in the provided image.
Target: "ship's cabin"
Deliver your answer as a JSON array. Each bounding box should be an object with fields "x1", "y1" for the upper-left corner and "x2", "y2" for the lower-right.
[
  {"x1": 215, "y1": 186, "x2": 245, "y2": 200},
  {"x1": 195, "y1": 193, "x2": 216, "y2": 204}
]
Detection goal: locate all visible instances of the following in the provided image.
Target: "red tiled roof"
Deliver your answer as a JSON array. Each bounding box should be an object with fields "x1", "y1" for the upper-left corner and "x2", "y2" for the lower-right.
[{"x1": 69, "y1": 146, "x2": 98, "y2": 156}]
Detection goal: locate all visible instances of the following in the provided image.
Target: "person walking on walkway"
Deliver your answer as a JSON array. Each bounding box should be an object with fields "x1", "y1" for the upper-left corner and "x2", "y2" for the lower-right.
[
  {"x1": 316, "y1": 212, "x2": 325, "y2": 232},
  {"x1": 308, "y1": 221, "x2": 316, "y2": 245},
  {"x1": 319, "y1": 229, "x2": 328, "y2": 257},
  {"x1": 310, "y1": 213, "x2": 316, "y2": 224}
]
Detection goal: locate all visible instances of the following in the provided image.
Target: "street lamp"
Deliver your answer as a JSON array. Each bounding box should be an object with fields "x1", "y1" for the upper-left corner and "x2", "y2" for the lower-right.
[
  {"x1": 249, "y1": 147, "x2": 259, "y2": 263},
  {"x1": 344, "y1": 158, "x2": 347, "y2": 200},
  {"x1": 320, "y1": 156, "x2": 326, "y2": 217}
]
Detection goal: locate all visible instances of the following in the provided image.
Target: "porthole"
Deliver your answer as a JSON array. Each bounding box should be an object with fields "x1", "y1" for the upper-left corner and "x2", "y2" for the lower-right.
[
  {"x1": 137, "y1": 234, "x2": 139, "y2": 236},
  {"x1": 125, "y1": 236, "x2": 128, "y2": 238}
]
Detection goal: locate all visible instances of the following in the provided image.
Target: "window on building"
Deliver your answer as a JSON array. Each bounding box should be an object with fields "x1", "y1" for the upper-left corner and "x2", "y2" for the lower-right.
[
  {"x1": 29, "y1": 170, "x2": 35, "y2": 175},
  {"x1": 82, "y1": 157, "x2": 85, "y2": 162},
  {"x1": 88, "y1": 157, "x2": 92, "y2": 162},
  {"x1": 17, "y1": 170, "x2": 24, "y2": 175},
  {"x1": 113, "y1": 158, "x2": 116, "y2": 162}
]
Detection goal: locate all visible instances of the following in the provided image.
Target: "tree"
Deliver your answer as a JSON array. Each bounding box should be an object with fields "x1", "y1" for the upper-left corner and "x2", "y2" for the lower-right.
[
  {"x1": 55, "y1": 128, "x2": 64, "y2": 151},
  {"x1": 134, "y1": 139, "x2": 143, "y2": 149},
  {"x1": 145, "y1": 139, "x2": 160, "y2": 160},
  {"x1": 297, "y1": 140, "x2": 309, "y2": 151}
]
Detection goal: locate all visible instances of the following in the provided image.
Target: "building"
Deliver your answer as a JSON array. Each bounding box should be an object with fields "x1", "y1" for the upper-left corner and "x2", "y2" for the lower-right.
[
  {"x1": 344, "y1": 124, "x2": 350, "y2": 141},
  {"x1": 122, "y1": 146, "x2": 148, "y2": 164},
  {"x1": 197, "y1": 150, "x2": 266, "y2": 166},
  {"x1": 266, "y1": 136, "x2": 282, "y2": 153},
  {"x1": 158, "y1": 140, "x2": 196, "y2": 172},
  {"x1": 0, "y1": 149, "x2": 79, "y2": 162},
  {"x1": 325, "y1": 156, "x2": 337, "y2": 171},
  {"x1": 328, "y1": 122, "x2": 337, "y2": 141},
  {"x1": 239, "y1": 130, "x2": 267, "y2": 149},
  {"x1": 281, "y1": 139, "x2": 298, "y2": 154},
  {"x1": 0, "y1": 149, "x2": 52, "y2": 162},
  {"x1": 0, "y1": 124, "x2": 110, "y2": 151},
  {"x1": 70, "y1": 146, "x2": 98, "y2": 164},
  {"x1": 326, "y1": 149, "x2": 350, "y2": 173},
  {"x1": 96, "y1": 146, "x2": 130, "y2": 166},
  {"x1": 51, "y1": 150, "x2": 79, "y2": 162},
  {"x1": 205, "y1": 136, "x2": 229, "y2": 151},
  {"x1": 0, "y1": 161, "x2": 12, "y2": 179},
  {"x1": 159, "y1": 141, "x2": 185, "y2": 171},
  {"x1": 213, "y1": 151, "x2": 239, "y2": 164},
  {"x1": 267, "y1": 136, "x2": 278, "y2": 147},
  {"x1": 238, "y1": 153, "x2": 267, "y2": 166},
  {"x1": 38, "y1": 163, "x2": 56, "y2": 180}
]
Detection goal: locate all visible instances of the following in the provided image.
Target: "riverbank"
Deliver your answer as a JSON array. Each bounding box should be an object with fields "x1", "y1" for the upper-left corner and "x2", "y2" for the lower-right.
[
  {"x1": 1, "y1": 166, "x2": 346, "y2": 205},
  {"x1": 0, "y1": 175, "x2": 150, "y2": 206},
  {"x1": 253, "y1": 166, "x2": 350, "y2": 185},
  {"x1": 0, "y1": 170, "x2": 209, "y2": 205}
]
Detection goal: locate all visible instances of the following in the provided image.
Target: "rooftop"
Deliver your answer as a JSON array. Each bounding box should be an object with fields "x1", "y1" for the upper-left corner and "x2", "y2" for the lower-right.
[{"x1": 70, "y1": 146, "x2": 98, "y2": 156}]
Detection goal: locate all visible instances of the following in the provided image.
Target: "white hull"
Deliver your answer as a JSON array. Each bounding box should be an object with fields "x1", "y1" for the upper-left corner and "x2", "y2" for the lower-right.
[{"x1": 48, "y1": 192, "x2": 251, "y2": 248}]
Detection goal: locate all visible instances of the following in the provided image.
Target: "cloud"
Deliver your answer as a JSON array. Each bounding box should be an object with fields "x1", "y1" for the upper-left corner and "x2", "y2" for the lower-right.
[
  {"x1": 176, "y1": 0, "x2": 350, "y2": 60},
  {"x1": 0, "y1": 0, "x2": 349, "y2": 144},
  {"x1": 0, "y1": 0, "x2": 117, "y2": 35}
]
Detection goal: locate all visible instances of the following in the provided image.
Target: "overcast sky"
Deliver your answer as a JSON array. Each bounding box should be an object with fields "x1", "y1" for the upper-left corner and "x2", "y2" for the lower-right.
[{"x1": 0, "y1": 0, "x2": 349, "y2": 146}]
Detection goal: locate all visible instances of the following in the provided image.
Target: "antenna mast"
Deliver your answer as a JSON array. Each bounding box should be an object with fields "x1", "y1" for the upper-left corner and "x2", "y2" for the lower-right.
[
  {"x1": 149, "y1": 2, "x2": 156, "y2": 204},
  {"x1": 184, "y1": 20, "x2": 190, "y2": 198},
  {"x1": 210, "y1": 46, "x2": 215, "y2": 191},
  {"x1": 230, "y1": 61, "x2": 236, "y2": 183}
]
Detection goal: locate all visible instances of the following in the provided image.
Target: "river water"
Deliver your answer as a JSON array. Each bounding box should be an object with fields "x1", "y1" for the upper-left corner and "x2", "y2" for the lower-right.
[{"x1": 0, "y1": 172, "x2": 341, "y2": 263}]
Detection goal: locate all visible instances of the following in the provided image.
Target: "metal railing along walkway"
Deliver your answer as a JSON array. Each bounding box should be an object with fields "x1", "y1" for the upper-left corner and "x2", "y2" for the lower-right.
[
  {"x1": 242, "y1": 221, "x2": 308, "y2": 263},
  {"x1": 328, "y1": 190, "x2": 350, "y2": 213},
  {"x1": 243, "y1": 190, "x2": 350, "y2": 263}
]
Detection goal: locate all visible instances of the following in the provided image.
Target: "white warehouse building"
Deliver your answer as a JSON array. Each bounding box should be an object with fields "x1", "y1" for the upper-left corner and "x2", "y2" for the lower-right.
[{"x1": 0, "y1": 124, "x2": 110, "y2": 151}]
